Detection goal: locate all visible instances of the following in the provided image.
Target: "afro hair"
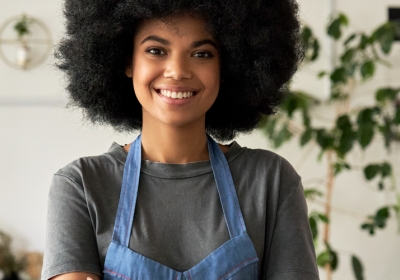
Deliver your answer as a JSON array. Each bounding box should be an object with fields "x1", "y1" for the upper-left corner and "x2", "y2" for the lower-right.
[{"x1": 57, "y1": 0, "x2": 303, "y2": 141}]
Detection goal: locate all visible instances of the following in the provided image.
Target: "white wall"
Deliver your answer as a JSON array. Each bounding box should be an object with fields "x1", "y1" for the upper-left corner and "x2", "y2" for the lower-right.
[{"x1": 1, "y1": 0, "x2": 399, "y2": 279}]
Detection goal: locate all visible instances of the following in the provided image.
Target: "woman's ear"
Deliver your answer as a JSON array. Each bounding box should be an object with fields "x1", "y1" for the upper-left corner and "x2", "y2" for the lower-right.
[{"x1": 125, "y1": 64, "x2": 133, "y2": 78}]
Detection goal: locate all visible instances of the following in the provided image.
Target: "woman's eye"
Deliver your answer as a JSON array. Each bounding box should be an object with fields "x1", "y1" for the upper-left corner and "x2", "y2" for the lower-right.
[
  {"x1": 193, "y1": 52, "x2": 213, "y2": 58},
  {"x1": 146, "y1": 48, "x2": 166, "y2": 55}
]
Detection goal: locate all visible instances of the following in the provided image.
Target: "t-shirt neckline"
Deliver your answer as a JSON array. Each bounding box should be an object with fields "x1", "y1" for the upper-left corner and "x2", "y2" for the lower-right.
[{"x1": 107, "y1": 141, "x2": 244, "y2": 179}]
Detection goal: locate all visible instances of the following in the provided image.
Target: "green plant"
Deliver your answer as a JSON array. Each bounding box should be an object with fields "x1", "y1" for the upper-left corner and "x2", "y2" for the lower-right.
[
  {"x1": 0, "y1": 231, "x2": 25, "y2": 280},
  {"x1": 13, "y1": 15, "x2": 32, "y2": 40},
  {"x1": 259, "y1": 12, "x2": 400, "y2": 280}
]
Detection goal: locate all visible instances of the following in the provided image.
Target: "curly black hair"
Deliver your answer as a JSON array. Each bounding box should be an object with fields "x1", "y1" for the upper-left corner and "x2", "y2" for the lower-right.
[{"x1": 57, "y1": 0, "x2": 303, "y2": 141}]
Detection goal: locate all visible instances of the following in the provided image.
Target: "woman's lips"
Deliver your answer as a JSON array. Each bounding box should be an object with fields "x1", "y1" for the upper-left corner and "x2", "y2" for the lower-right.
[{"x1": 154, "y1": 88, "x2": 197, "y2": 105}]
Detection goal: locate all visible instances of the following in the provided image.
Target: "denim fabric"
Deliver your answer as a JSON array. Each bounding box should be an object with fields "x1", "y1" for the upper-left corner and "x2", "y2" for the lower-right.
[{"x1": 103, "y1": 135, "x2": 259, "y2": 279}]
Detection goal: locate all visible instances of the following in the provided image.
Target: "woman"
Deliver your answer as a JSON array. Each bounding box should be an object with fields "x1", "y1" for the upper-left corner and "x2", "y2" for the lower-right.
[{"x1": 42, "y1": 0, "x2": 319, "y2": 279}]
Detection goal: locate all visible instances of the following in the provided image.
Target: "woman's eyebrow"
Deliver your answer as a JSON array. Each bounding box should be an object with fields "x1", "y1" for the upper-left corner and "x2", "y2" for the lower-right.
[
  {"x1": 191, "y1": 39, "x2": 217, "y2": 50},
  {"x1": 140, "y1": 36, "x2": 170, "y2": 45},
  {"x1": 140, "y1": 36, "x2": 217, "y2": 50}
]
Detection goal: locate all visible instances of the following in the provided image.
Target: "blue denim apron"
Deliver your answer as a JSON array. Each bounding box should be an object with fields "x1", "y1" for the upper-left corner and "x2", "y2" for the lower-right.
[{"x1": 103, "y1": 135, "x2": 259, "y2": 280}]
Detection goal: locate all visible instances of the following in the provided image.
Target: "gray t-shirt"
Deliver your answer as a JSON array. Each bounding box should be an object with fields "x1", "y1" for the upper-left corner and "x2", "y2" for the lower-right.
[{"x1": 42, "y1": 142, "x2": 319, "y2": 280}]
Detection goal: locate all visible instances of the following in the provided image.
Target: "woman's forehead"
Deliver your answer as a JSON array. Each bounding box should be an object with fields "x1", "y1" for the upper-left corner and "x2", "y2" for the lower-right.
[{"x1": 135, "y1": 15, "x2": 214, "y2": 41}]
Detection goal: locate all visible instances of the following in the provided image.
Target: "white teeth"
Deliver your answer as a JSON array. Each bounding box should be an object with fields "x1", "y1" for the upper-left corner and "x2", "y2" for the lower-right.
[{"x1": 159, "y1": 89, "x2": 194, "y2": 99}]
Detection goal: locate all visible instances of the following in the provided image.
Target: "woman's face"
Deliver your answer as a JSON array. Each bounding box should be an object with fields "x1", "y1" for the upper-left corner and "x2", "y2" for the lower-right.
[{"x1": 127, "y1": 15, "x2": 220, "y2": 129}]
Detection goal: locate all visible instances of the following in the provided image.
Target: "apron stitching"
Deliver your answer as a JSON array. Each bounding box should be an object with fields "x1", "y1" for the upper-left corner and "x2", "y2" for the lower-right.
[
  {"x1": 104, "y1": 269, "x2": 132, "y2": 280},
  {"x1": 217, "y1": 256, "x2": 258, "y2": 280}
]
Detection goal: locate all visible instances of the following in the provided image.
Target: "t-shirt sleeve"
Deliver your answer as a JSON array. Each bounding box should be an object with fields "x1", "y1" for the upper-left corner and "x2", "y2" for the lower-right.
[
  {"x1": 41, "y1": 172, "x2": 102, "y2": 280},
  {"x1": 265, "y1": 181, "x2": 319, "y2": 280}
]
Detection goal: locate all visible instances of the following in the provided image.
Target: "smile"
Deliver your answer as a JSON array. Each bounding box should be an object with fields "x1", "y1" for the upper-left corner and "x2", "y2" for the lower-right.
[{"x1": 158, "y1": 89, "x2": 195, "y2": 99}]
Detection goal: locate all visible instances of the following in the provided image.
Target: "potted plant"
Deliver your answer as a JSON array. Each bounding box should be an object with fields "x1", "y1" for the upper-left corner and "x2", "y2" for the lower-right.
[
  {"x1": 13, "y1": 14, "x2": 33, "y2": 69},
  {"x1": 0, "y1": 231, "x2": 26, "y2": 280},
  {"x1": 259, "y1": 12, "x2": 400, "y2": 280}
]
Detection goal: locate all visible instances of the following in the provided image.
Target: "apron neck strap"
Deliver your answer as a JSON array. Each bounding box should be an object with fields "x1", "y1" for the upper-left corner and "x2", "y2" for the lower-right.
[{"x1": 112, "y1": 134, "x2": 246, "y2": 246}]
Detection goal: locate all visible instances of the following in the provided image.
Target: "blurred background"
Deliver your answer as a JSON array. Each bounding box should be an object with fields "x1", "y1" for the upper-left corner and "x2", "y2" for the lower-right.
[{"x1": 0, "y1": 0, "x2": 399, "y2": 279}]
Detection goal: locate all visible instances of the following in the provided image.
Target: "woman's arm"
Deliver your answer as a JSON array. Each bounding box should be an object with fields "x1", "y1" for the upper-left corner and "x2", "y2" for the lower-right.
[
  {"x1": 42, "y1": 171, "x2": 102, "y2": 279},
  {"x1": 264, "y1": 181, "x2": 319, "y2": 280}
]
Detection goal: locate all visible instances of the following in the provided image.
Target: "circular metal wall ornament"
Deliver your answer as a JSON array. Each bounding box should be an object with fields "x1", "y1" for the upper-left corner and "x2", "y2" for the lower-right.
[{"x1": 0, "y1": 14, "x2": 52, "y2": 70}]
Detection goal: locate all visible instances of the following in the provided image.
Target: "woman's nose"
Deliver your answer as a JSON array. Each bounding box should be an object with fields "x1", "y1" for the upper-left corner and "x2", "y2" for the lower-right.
[{"x1": 163, "y1": 55, "x2": 192, "y2": 80}]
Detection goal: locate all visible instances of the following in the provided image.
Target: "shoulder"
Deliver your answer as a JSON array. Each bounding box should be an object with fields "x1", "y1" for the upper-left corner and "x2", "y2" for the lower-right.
[
  {"x1": 53, "y1": 142, "x2": 127, "y2": 190},
  {"x1": 228, "y1": 142, "x2": 302, "y2": 206},
  {"x1": 229, "y1": 142, "x2": 300, "y2": 183}
]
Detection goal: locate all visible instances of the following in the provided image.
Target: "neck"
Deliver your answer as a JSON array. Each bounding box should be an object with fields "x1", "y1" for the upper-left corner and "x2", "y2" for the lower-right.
[{"x1": 140, "y1": 119, "x2": 209, "y2": 164}]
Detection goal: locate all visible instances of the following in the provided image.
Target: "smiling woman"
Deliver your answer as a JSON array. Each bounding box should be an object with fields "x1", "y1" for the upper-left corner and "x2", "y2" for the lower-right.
[
  {"x1": 43, "y1": 0, "x2": 319, "y2": 280},
  {"x1": 128, "y1": 16, "x2": 220, "y2": 144}
]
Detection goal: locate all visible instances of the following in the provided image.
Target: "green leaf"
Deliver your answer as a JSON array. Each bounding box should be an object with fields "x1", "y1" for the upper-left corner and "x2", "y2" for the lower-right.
[
  {"x1": 287, "y1": 100, "x2": 297, "y2": 118},
  {"x1": 381, "y1": 162, "x2": 392, "y2": 177},
  {"x1": 263, "y1": 117, "x2": 278, "y2": 138},
  {"x1": 357, "y1": 108, "x2": 375, "y2": 126},
  {"x1": 380, "y1": 35, "x2": 394, "y2": 54},
  {"x1": 309, "y1": 216, "x2": 318, "y2": 240},
  {"x1": 300, "y1": 129, "x2": 313, "y2": 146},
  {"x1": 378, "y1": 181, "x2": 385, "y2": 190},
  {"x1": 301, "y1": 106, "x2": 311, "y2": 127},
  {"x1": 318, "y1": 71, "x2": 327, "y2": 78},
  {"x1": 364, "y1": 164, "x2": 380, "y2": 180},
  {"x1": 317, "y1": 251, "x2": 331, "y2": 267},
  {"x1": 281, "y1": 94, "x2": 299, "y2": 118},
  {"x1": 378, "y1": 119, "x2": 392, "y2": 148},
  {"x1": 394, "y1": 107, "x2": 400, "y2": 125},
  {"x1": 375, "y1": 88, "x2": 399, "y2": 103},
  {"x1": 375, "y1": 207, "x2": 390, "y2": 228},
  {"x1": 338, "y1": 132, "x2": 356, "y2": 156},
  {"x1": 326, "y1": 13, "x2": 348, "y2": 40},
  {"x1": 339, "y1": 13, "x2": 349, "y2": 26},
  {"x1": 334, "y1": 161, "x2": 352, "y2": 175},
  {"x1": 316, "y1": 129, "x2": 335, "y2": 150},
  {"x1": 318, "y1": 213, "x2": 329, "y2": 223},
  {"x1": 352, "y1": 255, "x2": 364, "y2": 280},
  {"x1": 301, "y1": 26, "x2": 312, "y2": 44},
  {"x1": 311, "y1": 39, "x2": 320, "y2": 61},
  {"x1": 13, "y1": 15, "x2": 32, "y2": 38},
  {"x1": 341, "y1": 48, "x2": 356, "y2": 63},
  {"x1": 331, "y1": 250, "x2": 338, "y2": 271},
  {"x1": 330, "y1": 67, "x2": 347, "y2": 84},
  {"x1": 359, "y1": 34, "x2": 369, "y2": 49},
  {"x1": 273, "y1": 123, "x2": 292, "y2": 148},
  {"x1": 327, "y1": 18, "x2": 342, "y2": 40},
  {"x1": 334, "y1": 162, "x2": 343, "y2": 175},
  {"x1": 337, "y1": 115, "x2": 352, "y2": 131},
  {"x1": 372, "y1": 23, "x2": 396, "y2": 54},
  {"x1": 360, "y1": 61, "x2": 375, "y2": 80},
  {"x1": 361, "y1": 222, "x2": 375, "y2": 235},
  {"x1": 304, "y1": 189, "x2": 323, "y2": 199},
  {"x1": 357, "y1": 124, "x2": 374, "y2": 149},
  {"x1": 344, "y1": 34, "x2": 357, "y2": 46}
]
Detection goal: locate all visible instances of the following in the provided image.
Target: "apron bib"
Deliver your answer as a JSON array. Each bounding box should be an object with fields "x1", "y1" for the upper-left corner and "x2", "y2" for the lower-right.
[{"x1": 103, "y1": 135, "x2": 259, "y2": 280}]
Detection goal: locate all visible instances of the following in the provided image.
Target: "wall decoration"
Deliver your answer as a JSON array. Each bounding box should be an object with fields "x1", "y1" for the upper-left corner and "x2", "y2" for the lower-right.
[{"x1": 0, "y1": 14, "x2": 52, "y2": 70}]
